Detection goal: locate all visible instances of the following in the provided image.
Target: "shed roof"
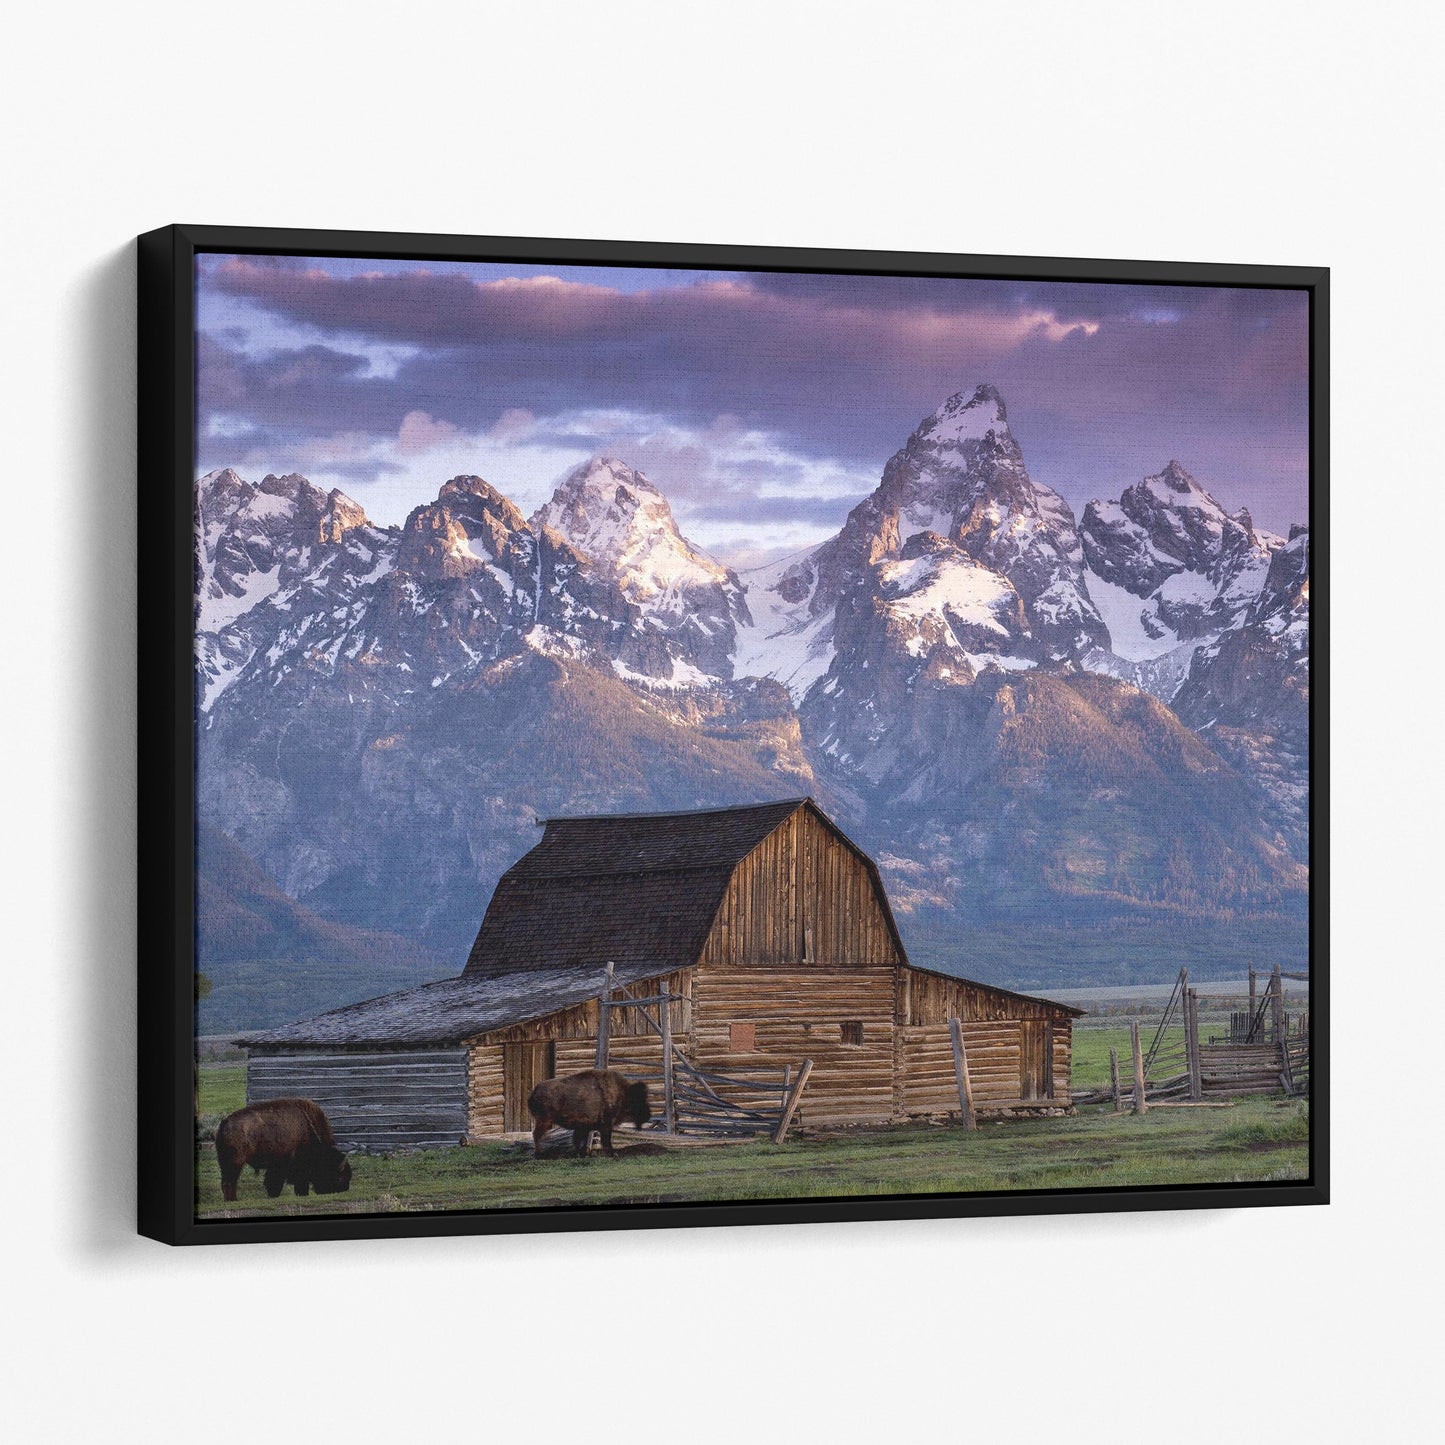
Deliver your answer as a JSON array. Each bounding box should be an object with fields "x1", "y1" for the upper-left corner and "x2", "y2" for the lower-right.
[
  {"x1": 240, "y1": 959, "x2": 668, "y2": 1050},
  {"x1": 461, "y1": 798, "x2": 812, "y2": 978}
]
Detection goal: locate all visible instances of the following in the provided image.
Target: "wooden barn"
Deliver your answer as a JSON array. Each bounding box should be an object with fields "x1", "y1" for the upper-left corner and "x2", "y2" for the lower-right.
[{"x1": 242, "y1": 799, "x2": 1081, "y2": 1150}]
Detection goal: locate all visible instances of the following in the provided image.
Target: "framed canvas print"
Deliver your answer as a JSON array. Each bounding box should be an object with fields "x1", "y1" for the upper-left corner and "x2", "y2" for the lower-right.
[{"x1": 137, "y1": 225, "x2": 1326, "y2": 1245}]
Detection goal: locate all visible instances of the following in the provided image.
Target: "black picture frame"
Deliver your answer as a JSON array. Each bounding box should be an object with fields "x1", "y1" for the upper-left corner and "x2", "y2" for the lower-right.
[{"x1": 138, "y1": 223, "x2": 1327, "y2": 1246}]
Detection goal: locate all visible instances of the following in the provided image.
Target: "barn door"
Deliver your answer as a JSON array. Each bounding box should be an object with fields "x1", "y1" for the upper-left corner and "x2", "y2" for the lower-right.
[
  {"x1": 503, "y1": 1042, "x2": 555, "y2": 1131},
  {"x1": 1020, "y1": 1022, "x2": 1048, "y2": 1101}
]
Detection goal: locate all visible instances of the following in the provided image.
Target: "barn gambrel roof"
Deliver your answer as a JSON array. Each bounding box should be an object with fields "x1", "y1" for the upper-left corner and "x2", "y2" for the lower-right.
[{"x1": 460, "y1": 797, "x2": 904, "y2": 978}]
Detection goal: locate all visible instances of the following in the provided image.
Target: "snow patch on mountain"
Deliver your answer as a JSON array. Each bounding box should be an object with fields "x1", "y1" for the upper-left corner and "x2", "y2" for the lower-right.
[
  {"x1": 733, "y1": 549, "x2": 837, "y2": 700},
  {"x1": 878, "y1": 551, "x2": 1016, "y2": 639}
]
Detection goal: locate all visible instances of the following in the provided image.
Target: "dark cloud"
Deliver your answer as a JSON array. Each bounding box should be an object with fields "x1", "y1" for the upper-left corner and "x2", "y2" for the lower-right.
[
  {"x1": 197, "y1": 333, "x2": 416, "y2": 434},
  {"x1": 199, "y1": 258, "x2": 1312, "y2": 532}
]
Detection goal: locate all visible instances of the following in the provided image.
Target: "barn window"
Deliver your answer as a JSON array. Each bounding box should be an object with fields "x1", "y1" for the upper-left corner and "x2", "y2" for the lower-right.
[
  {"x1": 729, "y1": 1022, "x2": 756, "y2": 1052},
  {"x1": 840, "y1": 1021, "x2": 864, "y2": 1046}
]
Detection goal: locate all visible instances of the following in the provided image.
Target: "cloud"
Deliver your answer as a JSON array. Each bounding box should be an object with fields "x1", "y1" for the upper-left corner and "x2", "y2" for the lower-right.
[
  {"x1": 396, "y1": 410, "x2": 465, "y2": 456},
  {"x1": 197, "y1": 258, "x2": 1312, "y2": 535}
]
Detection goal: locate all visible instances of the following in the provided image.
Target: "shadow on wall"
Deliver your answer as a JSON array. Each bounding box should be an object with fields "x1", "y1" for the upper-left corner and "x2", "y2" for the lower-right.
[{"x1": 71, "y1": 242, "x2": 140, "y2": 1255}]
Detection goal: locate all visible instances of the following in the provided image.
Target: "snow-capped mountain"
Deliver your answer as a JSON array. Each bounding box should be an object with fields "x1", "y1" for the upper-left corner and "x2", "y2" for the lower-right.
[
  {"x1": 194, "y1": 468, "x2": 399, "y2": 710},
  {"x1": 192, "y1": 386, "x2": 1311, "y2": 1018},
  {"x1": 1079, "y1": 460, "x2": 1284, "y2": 700},
  {"x1": 1174, "y1": 523, "x2": 1310, "y2": 734},
  {"x1": 534, "y1": 457, "x2": 750, "y2": 682},
  {"x1": 731, "y1": 384, "x2": 1112, "y2": 730}
]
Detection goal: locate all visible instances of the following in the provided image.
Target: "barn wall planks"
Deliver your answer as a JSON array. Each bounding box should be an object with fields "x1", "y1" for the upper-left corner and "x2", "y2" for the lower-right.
[
  {"x1": 247, "y1": 1050, "x2": 469, "y2": 1151},
  {"x1": 906, "y1": 970, "x2": 1072, "y2": 1024},
  {"x1": 466, "y1": 981, "x2": 693, "y2": 1137},
  {"x1": 897, "y1": 1023, "x2": 1072, "y2": 1114},
  {"x1": 701, "y1": 808, "x2": 901, "y2": 970},
  {"x1": 691, "y1": 964, "x2": 897, "y2": 1123}
]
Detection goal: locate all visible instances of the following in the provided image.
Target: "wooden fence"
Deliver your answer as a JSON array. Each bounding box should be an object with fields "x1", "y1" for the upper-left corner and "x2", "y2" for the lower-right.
[
  {"x1": 594, "y1": 964, "x2": 814, "y2": 1142},
  {"x1": 1073, "y1": 965, "x2": 1310, "y2": 1109}
]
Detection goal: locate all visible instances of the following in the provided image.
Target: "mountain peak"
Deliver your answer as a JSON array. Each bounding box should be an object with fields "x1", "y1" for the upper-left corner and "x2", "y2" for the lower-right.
[
  {"x1": 1150, "y1": 460, "x2": 1203, "y2": 498},
  {"x1": 563, "y1": 455, "x2": 662, "y2": 499},
  {"x1": 199, "y1": 466, "x2": 249, "y2": 492},
  {"x1": 258, "y1": 472, "x2": 315, "y2": 498},
  {"x1": 438, "y1": 473, "x2": 516, "y2": 510},
  {"x1": 917, "y1": 384, "x2": 1009, "y2": 447},
  {"x1": 536, "y1": 457, "x2": 682, "y2": 568}
]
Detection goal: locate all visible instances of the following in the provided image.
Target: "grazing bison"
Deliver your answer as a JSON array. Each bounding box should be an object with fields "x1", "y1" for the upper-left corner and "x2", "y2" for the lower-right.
[
  {"x1": 215, "y1": 1097, "x2": 352, "y2": 1202},
  {"x1": 528, "y1": 1069, "x2": 651, "y2": 1158}
]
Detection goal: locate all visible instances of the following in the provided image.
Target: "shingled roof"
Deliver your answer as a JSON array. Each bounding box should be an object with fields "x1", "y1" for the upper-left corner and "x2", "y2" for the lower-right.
[
  {"x1": 241, "y1": 960, "x2": 670, "y2": 1050},
  {"x1": 462, "y1": 798, "x2": 813, "y2": 978}
]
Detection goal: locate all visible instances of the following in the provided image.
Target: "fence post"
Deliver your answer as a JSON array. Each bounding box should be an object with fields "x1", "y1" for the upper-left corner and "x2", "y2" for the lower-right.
[
  {"x1": 659, "y1": 988, "x2": 675, "y2": 1133},
  {"x1": 594, "y1": 962, "x2": 614, "y2": 1069},
  {"x1": 1131, "y1": 1018, "x2": 1147, "y2": 1115},
  {"x1": 1271, "y1": 964, "x2": 1284, "y2": 1045},
  {"x1": 772, "y1": 1059, "x2": 814, "y2": 1144},
  {"x1": 949, "y1": 1016, "x2": 977, "y2": 1130},
  {"x1": 1187, "y1": 989, "x2": 1203, "y2": 1100},
  {"x1": 1109, "y1": 1047, "x2": 1122, "y2": 1112}
]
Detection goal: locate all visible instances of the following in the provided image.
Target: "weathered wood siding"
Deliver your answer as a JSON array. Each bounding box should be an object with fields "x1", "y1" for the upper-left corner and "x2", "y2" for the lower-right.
[
  {"x1": 467, "y1": 1045, "x2": 505, "y2": 1139},
  {"x1": 464, "y1": 971, "x2": 692, "y2": 1137},
  {"x1": 690, "y1": 964, "x2": 898, "y2": 1123},
  {"x1": 247, "y1": 1050, "x2": 469, "y2": 1151},
  {"x1": 904, "y1": 968, "x2": 1072, "y2": 1024},
  {"x1": 701, "y1": 807, "x2": 901, "y2": 970},
  {"x1": 897, "y1": 1019, "x2": 1073, "y2": 1114},
  {"x1": 1053, "y1": 1021, "x2": 1071, "y2": 1101}
]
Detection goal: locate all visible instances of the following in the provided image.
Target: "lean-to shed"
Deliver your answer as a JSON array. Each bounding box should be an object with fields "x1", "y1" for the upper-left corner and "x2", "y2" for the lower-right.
[{"x1": 241, "y1": 799, "x2": 1081, "y2": 1149}]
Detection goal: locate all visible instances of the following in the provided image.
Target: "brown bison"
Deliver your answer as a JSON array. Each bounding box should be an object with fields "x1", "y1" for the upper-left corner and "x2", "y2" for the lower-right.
[
  {"x1": 528, "y1": 1069, "x2": 651, "y2": 1158},
  {"x1": 215, "y1": 1098, "x2": 352, "y2": 1202}
]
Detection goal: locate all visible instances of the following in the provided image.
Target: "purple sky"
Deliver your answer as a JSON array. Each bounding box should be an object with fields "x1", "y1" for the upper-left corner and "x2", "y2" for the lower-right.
[{"x1": 195, "y1": 253, "x2": 1311, "y2": 563}]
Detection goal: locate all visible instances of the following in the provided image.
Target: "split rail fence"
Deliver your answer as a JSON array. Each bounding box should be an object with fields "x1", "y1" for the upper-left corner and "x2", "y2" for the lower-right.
[{"x1": 1073, "y1": 964, "x2": 1310, "y2": 1111}]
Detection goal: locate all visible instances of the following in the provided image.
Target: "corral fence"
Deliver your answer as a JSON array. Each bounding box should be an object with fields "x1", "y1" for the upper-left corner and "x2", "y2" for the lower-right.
[
  {"x1": 587, "y1": 963, "x2": 813, "y2": 1143},
  {"x1": 1073, "y1": 964, "x2": 1310, "y2": 1111}
]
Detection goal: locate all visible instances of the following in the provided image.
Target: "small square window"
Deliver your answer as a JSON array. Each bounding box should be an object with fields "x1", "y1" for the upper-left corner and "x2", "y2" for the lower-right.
[
  {"x1": 840, "y1": 1021, "x2": 863, "y2": 1045},
  {"x1": 730, "y1": 1021, "x2": 756, "y2": 1052}
]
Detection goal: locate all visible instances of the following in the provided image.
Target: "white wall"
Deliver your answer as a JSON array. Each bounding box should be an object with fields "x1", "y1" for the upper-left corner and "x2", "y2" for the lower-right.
[{"x1": 3, "y1": 2, "x2": 1439, "y2": 1439}]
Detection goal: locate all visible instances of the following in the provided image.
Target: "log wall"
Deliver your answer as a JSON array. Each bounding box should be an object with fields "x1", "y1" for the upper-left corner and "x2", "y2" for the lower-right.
[
  {"x1": 467, "y1": 1045, "x2": 504, "y2": 1139},
  {"x1": 897, "y1": 1020, "x2": 1073, "y2": 1114},
  {"x1": 690, "y1": 964, "x2": 898, "y2": 1123},
  {"x1": 463, "y1": 988, "x2": 1072, "y2": 1136},
  {"x1": 700, "y1": 807, "x2": 901, "y2": 970},
  {"x1": 467, "y1": 969, "x2": 693, "y2": 1045},
  {"x1": 466, "y1": 975, "x2": 692, "y2": 1137},
  {"x1": 247, "y1": 1049, "x2": 469, "y2": 1151}
]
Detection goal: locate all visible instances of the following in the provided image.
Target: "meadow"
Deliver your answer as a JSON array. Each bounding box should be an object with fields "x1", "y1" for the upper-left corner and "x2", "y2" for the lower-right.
[{"x1": 195, "y1": 1059, "x2": 1309, "y2": 1220}]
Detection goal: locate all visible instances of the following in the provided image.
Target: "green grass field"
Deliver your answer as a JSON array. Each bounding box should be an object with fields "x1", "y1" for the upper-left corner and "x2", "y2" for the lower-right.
[
  {"x1": 1070, "y1": 1025, "x2": 1187, "y2": 1089},
  {"x1": 194, "y1": 1084, "x2": 1310, "y2": 1221}
]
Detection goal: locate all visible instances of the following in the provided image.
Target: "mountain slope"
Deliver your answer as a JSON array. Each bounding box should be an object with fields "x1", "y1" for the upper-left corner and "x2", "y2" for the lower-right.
[{"x1": 196, "y1": 825, "x2": 449, "y2": 1033}]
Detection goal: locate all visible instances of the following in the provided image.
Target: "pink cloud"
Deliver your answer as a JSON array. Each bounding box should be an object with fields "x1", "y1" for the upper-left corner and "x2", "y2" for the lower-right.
[{"x1": 396, "y1": 410, "x2": 464, "y2": 456}]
